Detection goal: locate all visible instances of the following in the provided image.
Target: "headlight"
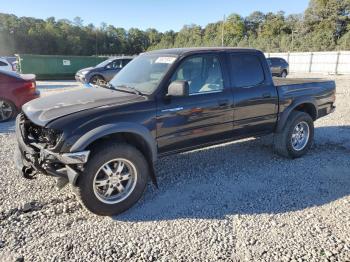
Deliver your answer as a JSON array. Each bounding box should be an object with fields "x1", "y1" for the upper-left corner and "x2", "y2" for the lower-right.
[
  {"x1": 80, "y1": 70, "x2": 89, "y2": 75},
  {"x1": 41, "y1": 128, "x2": 63, "y2": 148},
  {"x1": 27, "y1": 123, "x2": 62, "y2": 149}
]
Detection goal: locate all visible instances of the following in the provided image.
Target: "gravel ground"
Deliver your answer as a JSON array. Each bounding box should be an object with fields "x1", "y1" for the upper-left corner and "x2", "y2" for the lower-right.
[{"x1": 0, "y1": 76, "x2": 349, "y2": 261}]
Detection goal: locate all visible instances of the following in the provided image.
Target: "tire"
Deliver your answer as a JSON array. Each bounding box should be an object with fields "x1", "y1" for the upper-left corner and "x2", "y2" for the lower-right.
[
  {"x1": 73, "y1": 142, "x2": 149, "y2": 216},
  {"x1": 89, "y1": 75, "x2": 106, "y2": 86},
  {"x1": 0, "y1": 99, "x2": 17, "y2": 123},
  {"x1": 280, "y1": 70, "x2": 287, "y2": 78},
  {"x1": 273, "y1": 111, "x2": 314, "y2": 158}
]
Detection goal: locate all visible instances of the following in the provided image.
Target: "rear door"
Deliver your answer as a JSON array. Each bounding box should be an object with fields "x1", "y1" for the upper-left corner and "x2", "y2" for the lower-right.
[
  {"x1": 156, "y1": 53, "x2": 234, "y2": 154},
  {"x1": 229, "y1": 53, "x2": 278, "y2": 136}
]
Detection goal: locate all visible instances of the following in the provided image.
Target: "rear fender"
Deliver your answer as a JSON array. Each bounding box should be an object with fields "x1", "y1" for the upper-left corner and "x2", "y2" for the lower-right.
[{"x1": 276, "y1": 97, "x2": 317, "y2": 133}]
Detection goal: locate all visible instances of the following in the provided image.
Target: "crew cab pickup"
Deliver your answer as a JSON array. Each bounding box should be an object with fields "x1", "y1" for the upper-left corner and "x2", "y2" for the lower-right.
[{"x1": 15, "y1": 48, "x2": 336, "y2": 216}]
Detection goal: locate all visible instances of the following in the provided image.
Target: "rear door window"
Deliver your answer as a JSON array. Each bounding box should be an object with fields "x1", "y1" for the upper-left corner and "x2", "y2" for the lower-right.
[
  {"x1": 0, "y1": 61, "x2": 8, "y2": 67},
  {"x1": 229, "y1": 54, "x2": 265, "y2": 88}
]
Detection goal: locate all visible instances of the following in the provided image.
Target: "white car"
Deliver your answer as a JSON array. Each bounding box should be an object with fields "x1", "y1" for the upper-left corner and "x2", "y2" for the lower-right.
[{"x1": 0, "y1": 58, "x2": 15, "y2": 72}]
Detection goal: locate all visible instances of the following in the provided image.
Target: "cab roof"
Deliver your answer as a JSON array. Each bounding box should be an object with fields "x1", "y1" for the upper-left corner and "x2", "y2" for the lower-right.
[{"x1": 145, "y1": 47, "x2": 262, "y2": 56}]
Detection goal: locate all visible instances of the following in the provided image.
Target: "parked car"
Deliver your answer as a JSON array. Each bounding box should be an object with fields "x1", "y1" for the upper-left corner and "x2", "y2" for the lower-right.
[
  {"x1": 0, "y1": 57, "x2": 16, "y2": 72},
  {"x1": 15, "y1": 48, "x2": 336, "y2": 216},
  {"x1": 6, "y1": 57, "x2": 18, "y2": 71},
  {"x1": 0, "y1": 70, "x2": 39, "y2": 122},
  {"x1": 267, "y1": 57, "x2": 289, "y2": 77},
  {"x1": 75, "y1": 56, "x2": 134, "y2": 86}
]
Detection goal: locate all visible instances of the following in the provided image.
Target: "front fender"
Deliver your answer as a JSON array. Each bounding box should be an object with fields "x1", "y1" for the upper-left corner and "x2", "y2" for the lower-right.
[{"x1": 69, "y1": 123, "x2": 157, "y2": 163}]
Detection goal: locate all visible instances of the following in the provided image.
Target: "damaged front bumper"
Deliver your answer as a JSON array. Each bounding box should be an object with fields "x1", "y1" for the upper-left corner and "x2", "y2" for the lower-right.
[{"x1": 14, "y1": 114, "x2": 89, "y2": 188}]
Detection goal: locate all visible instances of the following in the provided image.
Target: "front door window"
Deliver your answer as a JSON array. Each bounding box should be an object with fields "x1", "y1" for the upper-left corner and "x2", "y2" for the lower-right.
[{"x1": 171, "y1": 55, "x2": 224, "y2": 95}]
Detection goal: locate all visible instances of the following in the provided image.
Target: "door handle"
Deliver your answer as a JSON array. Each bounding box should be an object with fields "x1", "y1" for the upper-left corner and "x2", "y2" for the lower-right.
[
  {"x1": 218, "y1": 99, "x2": 229, "y2": 107},
  {"x1": 262, "y1": 93, "x2": 271, "y2": 98}
]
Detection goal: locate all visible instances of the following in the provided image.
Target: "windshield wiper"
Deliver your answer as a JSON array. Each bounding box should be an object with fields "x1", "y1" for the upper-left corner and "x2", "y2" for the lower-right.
[{"x1": 113, "y1": 84, "x2": 144, "y2": 95}]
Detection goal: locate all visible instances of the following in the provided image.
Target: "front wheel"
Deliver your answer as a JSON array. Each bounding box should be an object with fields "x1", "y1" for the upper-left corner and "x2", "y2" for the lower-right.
[
  {"x1": 89, "y1": 75, "x2": 106, "y2": 86},
  {"x1": 74, "y1": 143, "x2": 149, "y2": 216},
  {"x1": 273, "y1": 111, "x2": 314, "y2": 158}
]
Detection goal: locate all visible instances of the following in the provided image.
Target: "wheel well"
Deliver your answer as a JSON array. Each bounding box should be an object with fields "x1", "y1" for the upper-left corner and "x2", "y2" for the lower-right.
[
  {"x1": 86, "y1": 132, "x2": 153, "y2": 163},
  {"x1": 89, "y1": 74, "x2": 104, "y2": 81},
  {"x1": 294, "y1": 103, "x2": 317, "y2": 120},
  {"x1": 85, "y1": 132, "x2": 157, "y2": 186}
]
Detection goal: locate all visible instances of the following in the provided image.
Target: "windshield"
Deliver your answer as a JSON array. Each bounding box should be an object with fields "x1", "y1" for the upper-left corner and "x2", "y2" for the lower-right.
[
  {"x1": 109, "y1": 54, "x2": 177, "y2": 94},
  {"x1": 96, "y1": 59, "x2": 113, "y2": 68}
]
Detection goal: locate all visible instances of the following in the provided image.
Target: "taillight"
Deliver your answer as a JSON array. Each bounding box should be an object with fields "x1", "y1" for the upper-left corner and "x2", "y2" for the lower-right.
[
  {"x1": 11, "y1": 63, "x2": 16, "y2": 71},
  {"x1": 25, "y1": 81, "x2": 36, "y2": 90}
]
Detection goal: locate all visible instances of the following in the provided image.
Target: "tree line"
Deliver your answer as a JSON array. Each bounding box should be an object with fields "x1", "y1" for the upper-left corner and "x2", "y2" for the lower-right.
[{"x1": 0, "y1": 0, "x2": 349, "y2": 56}]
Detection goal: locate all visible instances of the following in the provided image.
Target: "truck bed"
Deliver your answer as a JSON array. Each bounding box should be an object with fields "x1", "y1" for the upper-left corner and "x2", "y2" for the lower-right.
[
  {"x1": 273, "y1": 77, "x2": 333, "y2": 87},
  {"x1": 274, "y1": 77, "x2": 336, "y2": 120}
]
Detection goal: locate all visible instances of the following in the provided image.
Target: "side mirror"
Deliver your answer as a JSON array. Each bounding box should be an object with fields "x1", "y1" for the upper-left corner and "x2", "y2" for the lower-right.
[{"x1": 167, "y1": 81, "x2": 189, "y2": 97}]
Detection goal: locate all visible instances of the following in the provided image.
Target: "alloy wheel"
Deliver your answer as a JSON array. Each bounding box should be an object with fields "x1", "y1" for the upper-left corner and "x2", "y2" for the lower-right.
[
  {"x1": 0, "y1": 100, "x2": 14, "y2": 122},
  {"x1": 91, "y1": 77, "x2": 106, "y2": 87},
  {"x1": 291, "y1": 121, "x2": 310, "y2": 151},
  {"x1": 93, "y1": 158, "x2": 138, "y2": 204}
]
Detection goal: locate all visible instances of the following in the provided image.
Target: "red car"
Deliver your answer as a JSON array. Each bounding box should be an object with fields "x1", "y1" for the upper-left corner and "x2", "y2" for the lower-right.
[{"x1": 0, "y1": 70, "x2": 40, "y2": 122}]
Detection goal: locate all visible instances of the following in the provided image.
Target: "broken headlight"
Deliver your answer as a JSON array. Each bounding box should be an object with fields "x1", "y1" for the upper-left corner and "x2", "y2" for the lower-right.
[{"x1": 26, "y1": 124, "x2": 62, "y2": 149}]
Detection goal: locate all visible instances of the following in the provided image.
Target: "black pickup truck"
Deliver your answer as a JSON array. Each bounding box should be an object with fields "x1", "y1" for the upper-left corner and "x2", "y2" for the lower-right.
[{"x1": 15, "y1": 48, "x2": 336, "y2": 216}]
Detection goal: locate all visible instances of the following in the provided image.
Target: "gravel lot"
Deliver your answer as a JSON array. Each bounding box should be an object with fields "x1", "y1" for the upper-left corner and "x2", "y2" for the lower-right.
[{"x1": 0, "y1": 76, "x2": 349, "y2": 261}]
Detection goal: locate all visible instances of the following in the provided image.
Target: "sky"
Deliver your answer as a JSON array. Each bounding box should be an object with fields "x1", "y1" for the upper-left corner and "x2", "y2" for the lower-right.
[{"x1": 0, "y1": 0, "x2": 310, "y2": 32}]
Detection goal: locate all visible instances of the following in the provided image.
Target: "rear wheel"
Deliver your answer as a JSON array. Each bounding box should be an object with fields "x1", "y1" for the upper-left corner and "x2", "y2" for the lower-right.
[
  {"x1": 74, "y1": 143, "x2": 149, "y2": 216},
  {"x1": 273, "y1": 111, "x2": 314, "y2": 158},
  {"x1": 0, "y1": 99, "x2": 17, "y2": 122}
]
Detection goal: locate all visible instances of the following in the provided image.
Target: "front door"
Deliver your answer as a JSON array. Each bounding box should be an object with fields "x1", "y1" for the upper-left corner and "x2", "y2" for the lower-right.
[
  {"x1": 104, "y1": 60, "x2": 123, "y2": 81},
  {"x1": 156, "y1": 54, "x2": 234, "y2": 154}
]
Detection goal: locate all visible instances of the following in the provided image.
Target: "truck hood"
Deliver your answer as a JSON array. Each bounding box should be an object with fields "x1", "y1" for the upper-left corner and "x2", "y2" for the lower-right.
[{"x1": 22, "y1": 87, "x2": 143, "y2": 126}]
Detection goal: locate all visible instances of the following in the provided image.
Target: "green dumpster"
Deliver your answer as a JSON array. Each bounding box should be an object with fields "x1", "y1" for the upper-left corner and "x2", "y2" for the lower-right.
[{"x1": 16, "y1": 54, "x2": 108, "y2": 80}]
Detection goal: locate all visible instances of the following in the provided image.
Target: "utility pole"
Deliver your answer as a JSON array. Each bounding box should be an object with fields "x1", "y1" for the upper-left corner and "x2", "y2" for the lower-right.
[
  {"x1": 95, "y1": 30, "x2": 98, "y2": 56},
  {"x1": 291, "y1": 30, "x2": 298, "y2": 52},
  {"x1": 345, "y1": 37, "x2": 348, "y2": 50},
  {"x1": 221, "y1": 15, "x2": 225, "y2": 47}
]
